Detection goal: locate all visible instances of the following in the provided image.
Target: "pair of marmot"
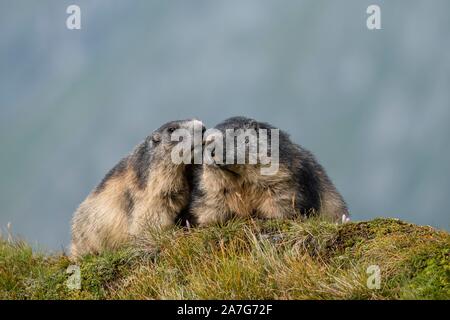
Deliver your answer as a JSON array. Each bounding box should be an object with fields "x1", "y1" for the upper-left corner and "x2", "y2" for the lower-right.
[{"x1": 71, "y1": 117, "x2": 348, "y2": 259}]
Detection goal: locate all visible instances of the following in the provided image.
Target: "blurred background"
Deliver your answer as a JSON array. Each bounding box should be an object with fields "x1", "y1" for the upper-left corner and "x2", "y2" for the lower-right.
[{"x1": 1, "y1": 0, "x2": 449, "y2": 251}]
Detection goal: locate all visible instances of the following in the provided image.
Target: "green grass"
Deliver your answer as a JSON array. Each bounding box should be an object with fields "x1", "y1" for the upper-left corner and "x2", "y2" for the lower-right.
[{"x1": 1, "y1": 218, "x2": 449, "y2": 300}]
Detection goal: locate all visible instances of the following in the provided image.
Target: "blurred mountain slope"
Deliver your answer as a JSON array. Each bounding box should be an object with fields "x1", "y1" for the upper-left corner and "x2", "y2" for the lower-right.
[{"x1": 0, "y1": 0, "x2": 449, "y2": 249}]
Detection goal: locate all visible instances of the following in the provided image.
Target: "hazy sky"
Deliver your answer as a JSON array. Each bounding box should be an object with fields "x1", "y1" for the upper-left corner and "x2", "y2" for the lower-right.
[{"x1": 1, "y1": 0, "x2": 449, "y2": 250}]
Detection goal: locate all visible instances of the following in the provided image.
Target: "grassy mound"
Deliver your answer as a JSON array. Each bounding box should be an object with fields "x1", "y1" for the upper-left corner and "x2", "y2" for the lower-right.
[{"x1": 1, "y1": 218, "x2": 449, "y2": 300}]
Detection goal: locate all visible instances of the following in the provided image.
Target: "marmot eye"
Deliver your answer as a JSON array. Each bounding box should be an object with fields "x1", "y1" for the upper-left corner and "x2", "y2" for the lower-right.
[{"x1": 167, "y1": 127, "x2": 176, "y2": 134}]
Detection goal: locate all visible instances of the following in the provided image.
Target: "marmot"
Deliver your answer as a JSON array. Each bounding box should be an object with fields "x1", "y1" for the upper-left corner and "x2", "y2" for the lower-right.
[
  {"x1": 190, "y1": 116, "x2": 348, "y2": 226},
  {"x1": 71, "y1": 119, "x2": 204, "y2": 259}
]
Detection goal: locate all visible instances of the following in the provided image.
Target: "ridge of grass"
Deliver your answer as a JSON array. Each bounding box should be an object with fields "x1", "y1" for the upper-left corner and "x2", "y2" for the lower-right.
[{"x1": 1, "y1": 218, "x2": 449, "y2": 300}]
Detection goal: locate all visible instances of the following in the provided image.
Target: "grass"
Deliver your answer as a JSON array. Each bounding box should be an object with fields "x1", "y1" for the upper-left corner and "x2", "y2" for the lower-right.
[{"x1": 0, "y1": 218, "x2": 449, "y2": 300}]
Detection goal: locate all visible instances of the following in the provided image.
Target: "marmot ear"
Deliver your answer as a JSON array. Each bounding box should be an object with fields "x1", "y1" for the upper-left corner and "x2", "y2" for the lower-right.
[{"x1": 151, "y1": 132, "x2": 161, "y2": 144}]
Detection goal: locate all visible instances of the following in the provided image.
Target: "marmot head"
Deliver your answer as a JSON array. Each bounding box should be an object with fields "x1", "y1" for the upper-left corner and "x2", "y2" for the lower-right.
[
  {"x1": 131, "y1": 119, "x2": 205, "y2": 189},
  {"x1": 149, "y1": 118, "x2": 205, "y2": 163},
  {"x1": 204, "y1": 116, "x2": 279, "y2": 178}
]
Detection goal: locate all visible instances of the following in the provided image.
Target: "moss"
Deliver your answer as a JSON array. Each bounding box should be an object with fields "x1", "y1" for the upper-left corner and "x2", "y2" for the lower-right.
[
  {"x1": 326, "y1": 219, "x2": 416, "y2": 254},
  {"x1": 1, "y1": 218, "x2": 449, "y2": 300},
  {"x1": 77, "y1": 249, "x2": 135, "y2": 299},
  {"x1": 399, "y1": 246, "x2": 450, "y2": 299}
]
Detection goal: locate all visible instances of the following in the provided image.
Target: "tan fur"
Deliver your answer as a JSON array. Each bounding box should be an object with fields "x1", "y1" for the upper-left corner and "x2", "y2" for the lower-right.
[
  {"x1": 192, "y1": 164, "x2": 300, "y2": 226},
  {"x1": 128, "y1": 161, "x2": 188, "y2": 235},
  {"x1": 71, "y1": 161, "x2": 189, "y2": 259},
  {"x1": 192, "y1": 162, "x2": 347, "y2": 226}
]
